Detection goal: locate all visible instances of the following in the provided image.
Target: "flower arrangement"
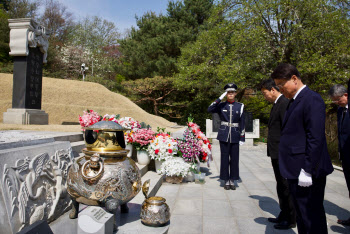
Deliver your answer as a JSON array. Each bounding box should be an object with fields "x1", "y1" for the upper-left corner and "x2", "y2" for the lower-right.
[
  {"x1": 124, "y1": 130, "x2": 134, "y2": 144},
  {"x1": 79, "y1": 110, "x2": 101, "y2": 128},
  {"x1": 102, "y1": 114, "x2": 120, "y2": 123},
  {"x1": 177, "y1": 128, "x2": 202, "y2": 163},
  {"x1": 118, "y1": 117, "x2": 141, "y2": 130},
  {"x1": 131, "y1": 128, "x2": 155, "y2": 151},
  {"x1": 159, "y1": 157, "x2": 191, "y2": 177},
  {"x1": 176, "y1": 117, "x2": 212, "y2": 168},
  {"x1": 187, "y1": 121, "x2": 212, "y2": 163},
  {"x1": 148, "y1": 133, "x2": 178, "y2": 161}
]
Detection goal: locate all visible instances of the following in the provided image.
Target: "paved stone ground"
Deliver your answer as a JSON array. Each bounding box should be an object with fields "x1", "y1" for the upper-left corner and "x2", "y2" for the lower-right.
[{"x1": 157, "y1": 140, "x2": 350, "y2": 234}]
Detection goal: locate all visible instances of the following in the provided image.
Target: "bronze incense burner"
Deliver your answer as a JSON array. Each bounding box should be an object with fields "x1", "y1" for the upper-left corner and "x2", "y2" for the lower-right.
[{"x1": 67, "y1": 121, "x2": 141, "y2": 229}]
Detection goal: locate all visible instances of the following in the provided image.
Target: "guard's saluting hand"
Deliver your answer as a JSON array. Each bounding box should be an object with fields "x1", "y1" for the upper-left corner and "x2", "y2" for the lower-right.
[{"x1": 219, "y1": 91, "x2": 227, "y2": 100}]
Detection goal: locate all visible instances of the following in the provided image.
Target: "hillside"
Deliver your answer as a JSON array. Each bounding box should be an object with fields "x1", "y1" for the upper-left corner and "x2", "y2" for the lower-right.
[{"x1": 0, "y1": 73, "x2": 183, "y2": 132}]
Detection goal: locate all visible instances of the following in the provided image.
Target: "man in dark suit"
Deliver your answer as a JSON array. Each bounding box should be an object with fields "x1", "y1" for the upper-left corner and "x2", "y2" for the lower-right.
[
  {"x1": 272, "y1": 63, "x2": 334, "y2": 234},
  {"x1": 260, "y1": 79, "x2": 296, "y2": 229},
  {"x1": 329, "y1": 84, "x2": 350, "y2": 225}
]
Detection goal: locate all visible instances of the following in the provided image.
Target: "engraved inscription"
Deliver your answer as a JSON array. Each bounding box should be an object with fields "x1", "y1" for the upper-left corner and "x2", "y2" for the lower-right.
[{"x1": 25, "y1": 47, "x2": 43, "y2": 109}]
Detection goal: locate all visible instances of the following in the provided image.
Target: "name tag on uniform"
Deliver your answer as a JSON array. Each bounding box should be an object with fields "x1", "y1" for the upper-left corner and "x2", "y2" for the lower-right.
[{"x1": 223, "y1": 110, "x2": 227, "y2": 112}]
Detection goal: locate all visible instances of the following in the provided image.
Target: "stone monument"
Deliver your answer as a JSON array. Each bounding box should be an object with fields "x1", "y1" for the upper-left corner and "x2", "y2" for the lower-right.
[{"x1": 3, "y1": 18, "x2": 49, "y2": 125}]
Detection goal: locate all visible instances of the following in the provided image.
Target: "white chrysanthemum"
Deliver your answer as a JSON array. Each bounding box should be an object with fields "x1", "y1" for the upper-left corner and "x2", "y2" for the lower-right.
[
  {"x1": 159, "y1": 157, "x2": 190, "y2": 177},
  {"x1": 148, "y1": 135, "x2": 178, "y2": 161}
]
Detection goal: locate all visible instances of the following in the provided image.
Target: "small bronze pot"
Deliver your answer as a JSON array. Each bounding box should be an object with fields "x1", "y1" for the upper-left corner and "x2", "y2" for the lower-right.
[{"x1": 140, "y1": 196, "x2": 170, "y2": 227}]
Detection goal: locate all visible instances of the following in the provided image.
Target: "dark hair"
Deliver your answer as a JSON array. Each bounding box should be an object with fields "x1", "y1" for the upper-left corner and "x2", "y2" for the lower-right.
[
  {"x1": 271, "y1": 63, "x2": 301, "y2": 81},
  {"x1": 259, "y1": 79, "x2": 280, "y2": 92},
  {"x1": 329, "y1": 84, "x2": 347, "y2": 97}
]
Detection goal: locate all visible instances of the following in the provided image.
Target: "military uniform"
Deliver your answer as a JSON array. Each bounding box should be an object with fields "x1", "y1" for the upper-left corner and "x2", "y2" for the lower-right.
[{"x1": 208, "y1": 83, "x2": 245, "y2": 182}]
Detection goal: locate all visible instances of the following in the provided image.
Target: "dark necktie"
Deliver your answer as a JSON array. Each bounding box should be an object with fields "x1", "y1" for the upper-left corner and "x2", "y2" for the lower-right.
[
  {"x1": 287, "y1": 98, "x2": 294, "y2": 110},
  {"x1": 342, "y1": 107, "x2": 347, "y2": 124},
  {"x1": 270, "y1": 103, "x2": 276, "y2": 113}
]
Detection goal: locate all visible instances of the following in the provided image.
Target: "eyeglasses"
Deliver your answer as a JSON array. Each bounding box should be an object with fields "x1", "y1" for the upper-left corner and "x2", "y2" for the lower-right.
[
  {"x1": 275, "y1": 79, "x2": 290, "y2": 89},
  {"x1": 331, "y1": 95, "x2": 344, "y2": 103}
]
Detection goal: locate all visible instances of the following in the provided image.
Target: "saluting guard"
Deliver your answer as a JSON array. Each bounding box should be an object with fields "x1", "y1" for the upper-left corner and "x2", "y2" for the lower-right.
[{"x1": 208, "y1": 83, "x2": 245, "y2": 190}]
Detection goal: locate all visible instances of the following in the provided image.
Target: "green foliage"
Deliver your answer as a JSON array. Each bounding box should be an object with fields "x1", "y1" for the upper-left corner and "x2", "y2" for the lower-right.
[
  {"x1": 116, "y1": 0, "x2": 214, "y2": 80},
  {"x1": 0, "y1": 61, "x2": 13, "y2": 73},
  {"x1": 121, "y1": 76, "x2": 187, "y2": 120},
  {"x1": 0, "y1": 6, "x2": 10, "y2": 62},
  {"x1": 187, "y1": 114, "x2": 194, "y2": 123},
  {"x1": 6, "y1": 0, "x2": 39, "y2": 18},
  {"x1": 328, "y1": 140, "x2": 341, "y2": 167},
  {"x1": 177, "y1": 0, "x2": 350, "y2": 92},
  {"x1": 156, "y1": 126, "x2": 166, "y2": 133},
  {"x1": 140, "y1": 122, "x2": 151, "y2": 129},
  {"x1": 175, "y1": 0, "x2": 350, "y2": 127}
]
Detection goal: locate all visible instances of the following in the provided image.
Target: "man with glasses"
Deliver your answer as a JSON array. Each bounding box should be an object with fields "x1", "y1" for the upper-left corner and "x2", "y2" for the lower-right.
[
  {"x1": 271, "y1": 63, "x2": 334, "y2": 234},
  {"x1": 329, "y1": 84, "x2": 350, "y2": 226}
]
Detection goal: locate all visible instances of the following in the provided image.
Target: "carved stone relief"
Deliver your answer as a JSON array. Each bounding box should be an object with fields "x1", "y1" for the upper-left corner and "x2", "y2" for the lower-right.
[{"x1": 2, "y1": 148, "x2": 74, "y2": 232}]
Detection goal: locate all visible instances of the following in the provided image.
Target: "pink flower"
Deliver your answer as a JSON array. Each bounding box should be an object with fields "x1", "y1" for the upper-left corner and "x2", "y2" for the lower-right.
[{"x1": 79, "y1": 110, "x2": 101, "y2": 127}]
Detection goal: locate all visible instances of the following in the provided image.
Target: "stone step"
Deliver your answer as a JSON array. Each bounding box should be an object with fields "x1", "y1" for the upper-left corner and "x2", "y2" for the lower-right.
[
  {"x1": 52, "y1": 132, "x2": 83, "y2": 143},
  {"x1": 0, "y1": 131, "x2": 83, "y2": 150},
  {"x1": 70, "y1": 141, "x2": 85, "y2": 157},
  {"x1": 131, "y1": 171, "x2": 164, "y2": 204},
  {"x1": 0, "y1": 137, "x2": 55, "y2": 150},
  {"x1": 136, "y1": 163, "x2": 148, "y2": 177}
]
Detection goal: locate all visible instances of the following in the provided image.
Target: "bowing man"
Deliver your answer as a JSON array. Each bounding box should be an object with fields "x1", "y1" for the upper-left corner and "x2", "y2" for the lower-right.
[
  {"x1": 272, "y1": 63, "x2": 334, "y2": 234},
  {"x1": 329, "y1": 84, "x2": 350, "y2": 226},
  {"x1": 260, "y1": 79, "x2": 296, "y2": 230},
  {"x1": 208, "y1": 83, "x2": 245, "y2": 190}
]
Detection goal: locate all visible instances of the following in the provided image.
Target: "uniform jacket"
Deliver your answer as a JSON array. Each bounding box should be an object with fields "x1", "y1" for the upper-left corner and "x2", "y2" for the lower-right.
[
  {"x1": 278, "y1": 87, "x2": 334, "y2": 179},
  {"x1": 267, "y1": 95, "x2": 289, "y2": 159},
  {"x1": 337, "y1": 106, "x2": 350, "y2": 161},
  {"x1": 208, "y1": 98, "x2": 245, "y2": 143}
]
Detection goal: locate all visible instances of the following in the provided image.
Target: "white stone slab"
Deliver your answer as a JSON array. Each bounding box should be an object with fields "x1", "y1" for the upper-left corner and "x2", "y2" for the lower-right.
[
  {"x1": 206, "y1": 119, "x2": 260, "y2": 146},
  {"x1": 78, "y1": 206, "x2": 114, "y2": 234}
]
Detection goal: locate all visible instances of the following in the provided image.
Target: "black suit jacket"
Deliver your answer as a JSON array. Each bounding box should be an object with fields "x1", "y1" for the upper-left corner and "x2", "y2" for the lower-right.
[
  {"x1": 279, "y1": 86, "x2": 334, "y2": 179},
  {"x1": 337, "y1": 106, "x2": 350, "y2": 162},
  {"x1": 267, "y1": 95, "x2": 289, "y2": 159}
]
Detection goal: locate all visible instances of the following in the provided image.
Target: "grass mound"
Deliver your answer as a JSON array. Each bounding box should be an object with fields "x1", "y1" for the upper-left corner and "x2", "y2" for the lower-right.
[{"x1": 0, "y1": 73, "x2": 182, "y2": 132}]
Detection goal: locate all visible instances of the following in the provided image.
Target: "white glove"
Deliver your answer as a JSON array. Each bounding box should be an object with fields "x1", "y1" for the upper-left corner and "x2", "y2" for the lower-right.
[
  {"x1": 298, "y1": 169, "x2": 312, "y2": 187},
  {"x1": 219, "y1": 91, "x2": 227, "y2": 100},
  {"x1": 239, "y1": 141, "x2": 244, "y2": 146}
]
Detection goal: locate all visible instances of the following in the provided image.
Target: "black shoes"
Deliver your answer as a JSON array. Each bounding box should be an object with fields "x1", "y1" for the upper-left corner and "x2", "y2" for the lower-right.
[
  {"x1": 274, "y1": 221, "x2": 296, "y2": 230},
  {"x1": 338, "y1": 218, "x2": 350, "y2": 226},
  {"x1": 268, "y1": 218, "x2": 296, "y2": 229},
  {"x1": 267, "y1": 217, "x2": 280, "y2": 223},
  {"x1": 224, "y1": 180, "x2": 236, "y2": 190}
]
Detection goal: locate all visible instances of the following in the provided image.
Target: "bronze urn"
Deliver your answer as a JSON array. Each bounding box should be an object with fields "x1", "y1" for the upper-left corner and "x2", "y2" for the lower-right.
[
  {"x1": 140, "y1": 180, "x2": 170, "y2": 226},
  {"x1": 67, "y1": 121, "x2": 141, "y2": 229}
]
